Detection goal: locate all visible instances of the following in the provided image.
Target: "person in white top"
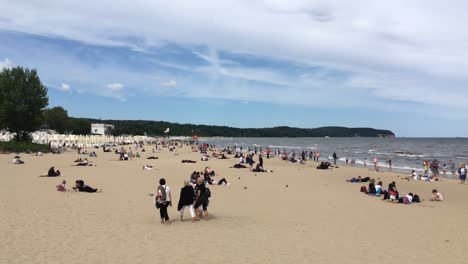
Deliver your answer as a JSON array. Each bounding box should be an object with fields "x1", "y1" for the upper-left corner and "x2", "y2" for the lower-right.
[{"x1": 156, "y1": 178, "x2": 172, "y2": 224}]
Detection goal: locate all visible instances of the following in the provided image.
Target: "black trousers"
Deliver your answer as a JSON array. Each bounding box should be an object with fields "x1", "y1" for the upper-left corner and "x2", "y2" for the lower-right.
[{"x1": 159, "y1": 202, "x2": 170, "y2": 220}]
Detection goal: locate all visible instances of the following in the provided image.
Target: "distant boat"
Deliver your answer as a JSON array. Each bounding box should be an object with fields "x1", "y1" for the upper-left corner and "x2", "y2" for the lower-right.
[{"x1": 324, "y1": 136, "x2": 330, "y2": 138}]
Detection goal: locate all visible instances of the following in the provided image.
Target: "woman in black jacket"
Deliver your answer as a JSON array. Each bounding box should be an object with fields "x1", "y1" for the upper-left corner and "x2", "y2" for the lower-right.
[{"x1": 178, "y1": 180, "x2": 196, "y2": 222}]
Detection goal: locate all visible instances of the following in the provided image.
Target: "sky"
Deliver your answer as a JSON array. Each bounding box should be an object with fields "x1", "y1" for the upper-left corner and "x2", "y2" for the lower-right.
[{"x1": 0, "y1": 0, "x2": 467, "y2": 137}]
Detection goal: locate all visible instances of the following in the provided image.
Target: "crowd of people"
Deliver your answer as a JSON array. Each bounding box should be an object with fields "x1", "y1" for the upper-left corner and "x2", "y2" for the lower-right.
[{"x1": 347, "y1": 175, "x2": 444, "y2": 204}]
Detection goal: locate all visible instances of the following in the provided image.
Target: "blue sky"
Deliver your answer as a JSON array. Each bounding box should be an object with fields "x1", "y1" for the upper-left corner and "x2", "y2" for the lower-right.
[{"x1": 1, "y1": 0, "x2": 467, "y2": 137}]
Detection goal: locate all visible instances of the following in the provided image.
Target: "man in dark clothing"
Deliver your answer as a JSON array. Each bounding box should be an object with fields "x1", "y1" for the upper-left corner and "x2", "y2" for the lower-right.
[{"x1": 333, "y1": 152, "x2": 338, "y2": 165}]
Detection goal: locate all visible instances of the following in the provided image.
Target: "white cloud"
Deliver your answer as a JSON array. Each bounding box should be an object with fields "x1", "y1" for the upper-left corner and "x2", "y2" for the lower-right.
[
  {"x1": 0, "y1": 58, "x2": 13, "y2": 70},
  {"x1": 57, "y1": 83, "x2": 71, "y2": 92},
  {"x1": 106, "y1": 82, "x2": 124, "y2": 91},
  {"x1": 1, "y1": 0, "x2": 468, "y2": 117},
  {"x1": 160, "y1": 80, "x2": 177, "y2": 87}
]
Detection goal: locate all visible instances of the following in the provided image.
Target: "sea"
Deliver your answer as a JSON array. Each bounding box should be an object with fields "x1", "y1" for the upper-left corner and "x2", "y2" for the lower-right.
[{"x1": 199, "y1": 137, "x2": 468, "y2": 177}]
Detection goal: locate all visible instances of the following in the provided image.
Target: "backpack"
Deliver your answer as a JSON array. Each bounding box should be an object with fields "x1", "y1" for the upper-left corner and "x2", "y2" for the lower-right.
[
  {"x1": 360, "y1": 186, "x2": 367, "y2": 193},
  {"x1": 157, "y1": 185, "x2": 167, "y2": 202},
  {"x1": 205, "y1": 187, "x2": 211, "y2": 198}
]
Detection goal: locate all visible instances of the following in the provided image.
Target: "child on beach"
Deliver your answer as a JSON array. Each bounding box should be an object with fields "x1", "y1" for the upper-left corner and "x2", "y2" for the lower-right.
[
  {"x1": 430, "y1": 189, "x2": 443, "y2": 201},
  {"x1": 56, "y1": 180, "x2": 67, "y2": 192}
]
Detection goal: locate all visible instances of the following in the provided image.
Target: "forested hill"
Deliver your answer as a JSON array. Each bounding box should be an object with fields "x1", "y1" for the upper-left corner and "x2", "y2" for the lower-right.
[{"x1": 83, "y1": 118, "x2": 395, "y2": 137}]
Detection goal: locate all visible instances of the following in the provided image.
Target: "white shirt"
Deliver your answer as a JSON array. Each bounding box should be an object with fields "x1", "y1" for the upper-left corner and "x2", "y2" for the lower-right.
[
  {"x1": 405, "y1": 195, "x2": 413, "y2": 203},
  {"x1": 158, "y1": 185, "x2": 171, "y2": 202},
  {"x1": 375, "y1": 184, "x2": 382, "y2": 192}
]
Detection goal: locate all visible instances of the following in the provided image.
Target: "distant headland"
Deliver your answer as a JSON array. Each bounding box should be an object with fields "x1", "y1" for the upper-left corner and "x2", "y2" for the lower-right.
[{"x1": 83, "y1": 118, "x2": 395, "y2": 138}]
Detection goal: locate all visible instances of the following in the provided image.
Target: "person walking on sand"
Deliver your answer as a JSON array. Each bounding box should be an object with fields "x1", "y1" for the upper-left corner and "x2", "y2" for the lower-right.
[
  {"x1": 194, "y1": 178, "x2": 209, "y2": 219},
  {"x1": 332, "y1": 152, "x2": 337, "y2": 165},
  {"x1": 178, "y1": 180, "x2": 196, "y2": 222},
  {"x1": 458, "y1": 164, "x2": 467, "y2": 184},
  {"x1": 156, "y1": 178, "x2": 172, "y2": 224}
]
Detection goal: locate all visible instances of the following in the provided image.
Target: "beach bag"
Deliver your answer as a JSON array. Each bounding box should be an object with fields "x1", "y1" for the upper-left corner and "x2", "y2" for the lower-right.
[
  {"x1": 206, "y1": 187, "x2": 211, "y2": 198},
  {"x1": 155, "y1": 186, "x2": 166, "y2": 208},
  {"x1": 360, "y1": 186, "x2": 367, "y2": 193}
]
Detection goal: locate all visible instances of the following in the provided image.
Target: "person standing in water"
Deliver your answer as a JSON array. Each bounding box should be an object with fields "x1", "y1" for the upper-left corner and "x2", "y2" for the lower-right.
[{"x1": 332, "y1": 152, "x2": 337, "y2": 165}]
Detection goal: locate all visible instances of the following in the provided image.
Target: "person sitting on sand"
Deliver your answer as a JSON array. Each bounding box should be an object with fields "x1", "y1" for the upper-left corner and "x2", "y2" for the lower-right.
[
  {"x1": 73, "y1": 180, "x2": 102, "y2": 193},
  {"x1": 430, "y1": 189, "x2": 443, "y2": 201},
  {"x1": 56, "y1": 180, "x2": 67, "y2": 192},
  {"x1": 178, "y1": 180, "x2": 196, "y2": 222},
  {"x1": 194, "y1": 178, "x2": 209, "y2": 219},
  {"x1": 47, "y1": 166, "x2": 61, "y2": 177},
  {"x1": 406, "y1": 170, "x2": 419, "y2": 181},
  {"x1": 252, "y1": 163, "x2": 266, "y2": 172},
  {"x1": 316, "y1": 161, "x2": 332, "y2": 170},
  {"x1": 367, "y1": 179, "x2": 377, "y2": 195},
  {"x1": 375, "y1": 181, "x2": 383, "y2": 195},
  {"x1": 12, "y1": 156, "x2": 24, "y2": 164},
  {"x1": 201, "y1": 155, "x2": 209, "y2": 161},
  {"x1": 89, "y1": 151, "x2": 97, "y2": 157}
]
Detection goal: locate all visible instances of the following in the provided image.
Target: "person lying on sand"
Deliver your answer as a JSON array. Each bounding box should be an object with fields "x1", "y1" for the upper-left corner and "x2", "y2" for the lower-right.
[
  {"x1": 430, "y1": 189, "x2": 443, "y2": 201},
  {"x1": 394, "y1": 193, "x2": 420, "y2": 204},
  {"x1": 11, "y1": 156, "x2": 24, "y2": 164},
  {"x1": 231, "y1": 163, "x2": 247, "y2": 169},
  {"x1": 39, "y1": 166, "x2": 61, "y2": 177},
  {"x1": 346, "y1": 176, "x2": 362, "y2": 182},
  {"x1": 182, "y1": 160, "x2": 197, "y2": 163},
  {"x1": 147, "y1": 156, "x2": 158, "y2": 159},
  {"x1": 143, "y1": 165, "x2": 153, "y2": 170},
  {"x1": 73, "y1": 180, "x2": 102, "y2": 193},
  {"x1": 74, "y1": 159, "x2": 91, "y2": 166}
]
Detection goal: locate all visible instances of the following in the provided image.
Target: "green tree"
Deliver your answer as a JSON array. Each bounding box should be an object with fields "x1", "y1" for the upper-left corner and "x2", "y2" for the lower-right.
[
  {"x1": 44, "y1": 106, "x2": 69, "y2": 133},
  {"x1": 0, "y1": 67, "x2": 49, "y2": 141},
  {"x1": 67, "y1": 118, "x2": 91, "y2": 135}
]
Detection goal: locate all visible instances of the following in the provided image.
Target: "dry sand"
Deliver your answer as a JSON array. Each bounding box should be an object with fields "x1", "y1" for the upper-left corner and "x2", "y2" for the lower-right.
[{"x1": 1, "y1": 146, "x2": 468, "y2": 264}]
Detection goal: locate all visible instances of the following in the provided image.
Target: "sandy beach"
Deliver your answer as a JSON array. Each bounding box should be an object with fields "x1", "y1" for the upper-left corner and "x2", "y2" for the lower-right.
[{"x1": 1, "y1": 146, "x2": 468, "y2": 264}]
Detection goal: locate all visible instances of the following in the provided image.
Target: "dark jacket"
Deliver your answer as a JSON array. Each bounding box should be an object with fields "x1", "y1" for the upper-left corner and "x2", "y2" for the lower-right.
[{"x1": 177, "y1": 185, "x2": 195, "y2": 211}]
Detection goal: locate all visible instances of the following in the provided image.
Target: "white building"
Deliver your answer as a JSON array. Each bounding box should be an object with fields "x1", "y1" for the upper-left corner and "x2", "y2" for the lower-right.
[{"x1": 91, "y1": 123, "x2": 114, "y2": 135}]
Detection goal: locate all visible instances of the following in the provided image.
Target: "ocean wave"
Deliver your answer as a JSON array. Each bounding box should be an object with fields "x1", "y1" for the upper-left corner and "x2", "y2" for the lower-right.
[{"x1": 269, "y1": 145, "x2": 304, "y2": 149}]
